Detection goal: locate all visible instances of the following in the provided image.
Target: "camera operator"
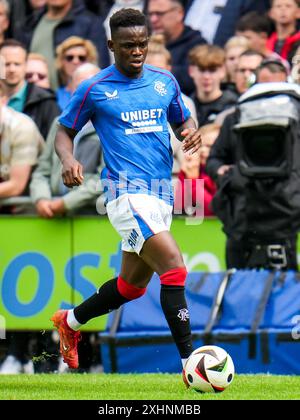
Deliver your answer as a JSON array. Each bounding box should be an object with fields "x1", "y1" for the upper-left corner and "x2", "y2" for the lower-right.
[{"x1": 206, "y1": 61, "x2": 300, "y2": 271}]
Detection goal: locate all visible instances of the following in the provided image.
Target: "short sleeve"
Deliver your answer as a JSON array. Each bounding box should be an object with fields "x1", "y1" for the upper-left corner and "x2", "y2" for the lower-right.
[
  {"x1": 167, "y1": 76, "x2": 191, "y2": 124},
  {"x1": 59, "y1": 79, "x2": 94, "y2": 131}
]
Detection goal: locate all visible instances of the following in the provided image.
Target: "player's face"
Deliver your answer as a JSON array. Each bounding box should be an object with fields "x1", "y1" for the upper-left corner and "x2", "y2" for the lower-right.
[{"x1": 109, "y1": 26, "x2": 149, "y2": 78}]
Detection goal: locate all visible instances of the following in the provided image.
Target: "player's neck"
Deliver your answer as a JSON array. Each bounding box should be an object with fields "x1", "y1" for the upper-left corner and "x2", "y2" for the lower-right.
[{"x1": 114, "y1": 64, "x2": 144, "y2": 79}]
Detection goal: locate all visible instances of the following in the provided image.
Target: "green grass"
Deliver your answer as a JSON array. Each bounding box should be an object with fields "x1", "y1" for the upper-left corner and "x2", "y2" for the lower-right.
[{"x1": 0, "y1": 374, "x2": 299, "y2": 400}]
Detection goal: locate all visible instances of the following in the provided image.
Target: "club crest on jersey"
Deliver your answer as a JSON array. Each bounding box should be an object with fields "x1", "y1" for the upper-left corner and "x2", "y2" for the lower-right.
[
  {"x1": 154, "y1": 81, "x2": 167, "y2": 96},
  {"x1": 105, "y1": 90, "x2": 119, "y2": 100}
]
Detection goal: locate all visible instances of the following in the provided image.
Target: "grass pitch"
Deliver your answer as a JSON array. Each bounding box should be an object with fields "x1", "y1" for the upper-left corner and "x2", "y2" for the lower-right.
[{"x1": 0, "y1": 373, "x2": 300, "y2": 400}]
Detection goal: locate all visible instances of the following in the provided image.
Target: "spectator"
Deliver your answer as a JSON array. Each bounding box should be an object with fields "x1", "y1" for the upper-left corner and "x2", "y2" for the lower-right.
[
  {"x1": 0, "y1": 63, "x2": 104, "y2": 376},
  {"x1": 8, "y1": 1, "x2": 46, "y2": 38},
  {"x1": 83, "y1": 0, "x2": 114, "y2": 16},
  {"x1": 205, "y1": 81, "x2": 298, "y2": 270},
  {"x1": 0, "y1": 99, "x2": 44, "y2": 375},
  {"x1": 145, "y1": 33, "x2": 198, "y2": 180},
  {"x1": 223, "y1": 36, "x2": 250, "y2": 93},
  {"x1": 184, "y1": 0, "x2": 270, "y2": 47},
  {"x1": 188, "y1": 44, "x2": 238, "y2": 126},
  {"x1": 30, "y1": 62, "x2": 104, "y2": 219},
  {"x1": 255, "y1": 58, "x2": 288, "y2": 82},
  {"x1": 0, "y1": 101, "x2": 44, "y2": 211},
  {"x1": 147, "y1": 0, "x2": 207, "y2": 95},
  {"x1": 267, "y1": 0, "x2": 300, "y2": 63},
  {"x1": 236, "y1": 12, "x2": 275, "y2": 58},
  {"x1": 14, "y1": 0, "x2": 109, "y2": 89},
  {"x1": 235, "y1": 50, "x2": 264, "y2": 94},
  {"x1": 25, "y1": 52, "x2": 50, "y2": 89},
  {"x1": 0, "y1": 0, "x2": 9, "y2": 43},
  {"x1": 0, "y1": 39, "x2": 60, "y2": 139},
  {"x1": 174, "y1": 123, "x2": 219, "y2": 217},
  {"x1": 236, "y1": 10, "x2": 291, "y2": 74},
  {"x1": 291, "y1": 45, "x2": 300, "y2": 83},
  {"x1": 56, "y1": 36, "x2": 98, "y2": 110}
]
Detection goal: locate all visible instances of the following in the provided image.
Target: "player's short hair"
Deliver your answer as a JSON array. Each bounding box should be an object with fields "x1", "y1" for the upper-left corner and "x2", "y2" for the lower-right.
[
  {"x1": 189, "y1": 44, "x2": 225, "y2": 70},
  {"x1": 110, "y1": 8, "x2": 148, "y2": 37}
]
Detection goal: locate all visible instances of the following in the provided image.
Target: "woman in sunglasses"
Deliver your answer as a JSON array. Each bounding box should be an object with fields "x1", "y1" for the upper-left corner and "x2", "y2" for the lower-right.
[{"x1": 56, "y1": 36, "x2": 98, "y2": 110}]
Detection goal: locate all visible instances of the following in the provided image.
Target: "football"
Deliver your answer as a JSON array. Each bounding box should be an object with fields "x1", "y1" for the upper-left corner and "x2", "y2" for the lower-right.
[{"x1": 183, "y1": 345, "x2": 235, "y2": 393}]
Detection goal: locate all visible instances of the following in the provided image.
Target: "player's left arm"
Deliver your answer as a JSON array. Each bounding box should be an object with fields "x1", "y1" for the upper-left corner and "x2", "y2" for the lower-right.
[{"x1": 171, "y1": 117, "x2": 202, "y2": 154}]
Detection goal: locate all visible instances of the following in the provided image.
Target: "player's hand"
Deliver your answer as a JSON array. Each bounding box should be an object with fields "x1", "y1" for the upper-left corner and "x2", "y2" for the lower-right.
[
  {"x1": 61, "y1": 157, "x2": 84, "y2": 187},
  {"x1": 181, "y1": 128, "x2": 202, "y2": 154}
]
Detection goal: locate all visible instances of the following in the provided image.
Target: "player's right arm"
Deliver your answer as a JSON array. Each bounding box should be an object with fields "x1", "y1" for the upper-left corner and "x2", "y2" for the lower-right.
[
  {"x1": 55, "y1": 78, "x2": 95, "y2": 187},
  {"x1": 55, "y1": 125, "x2": 84, "y2": 188}
]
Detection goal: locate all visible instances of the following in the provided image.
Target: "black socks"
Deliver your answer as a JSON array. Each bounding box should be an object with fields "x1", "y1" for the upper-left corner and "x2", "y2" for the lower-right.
[
  {"x1": 73, "y1": 279, "x2": 193, "y2": 360},
  {"x1": 160, "y1": 285, "x2": 193, "y2": 359},
  {"x1": 74, "y1": 278, "x2": 129, "y2": 324}
]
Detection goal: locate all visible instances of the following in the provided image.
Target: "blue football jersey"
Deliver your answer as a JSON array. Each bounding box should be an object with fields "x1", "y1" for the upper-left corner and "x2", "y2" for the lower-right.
[{"x1": 59, "y1": 64, "x2": 191, "y2": 204}]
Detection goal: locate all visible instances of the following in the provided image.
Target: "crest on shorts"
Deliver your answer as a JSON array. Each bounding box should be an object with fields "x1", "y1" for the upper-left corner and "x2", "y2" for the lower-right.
[{"x1": 154, "y1": 81, "x2": 167, "y2": 96}]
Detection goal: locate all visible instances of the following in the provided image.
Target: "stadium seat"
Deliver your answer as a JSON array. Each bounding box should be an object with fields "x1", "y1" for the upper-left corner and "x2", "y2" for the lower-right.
[{"x1": 100, "y1": 270, "x2": 300, "y2": 374}]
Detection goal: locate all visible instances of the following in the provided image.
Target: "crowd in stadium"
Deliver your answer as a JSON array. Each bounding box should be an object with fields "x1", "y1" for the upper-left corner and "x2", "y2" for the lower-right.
[{"x1": 1, "y1": 0, "x2": 300, "y2": 373}]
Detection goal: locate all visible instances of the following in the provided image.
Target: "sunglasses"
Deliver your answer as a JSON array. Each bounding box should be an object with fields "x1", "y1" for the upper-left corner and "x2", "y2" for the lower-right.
[
  {"x1": 25, "y1": 72, "x2": 47, "y2": 81},
  {"x1": 64, "y1": 54, "x2": 87, "y2": 63}
]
